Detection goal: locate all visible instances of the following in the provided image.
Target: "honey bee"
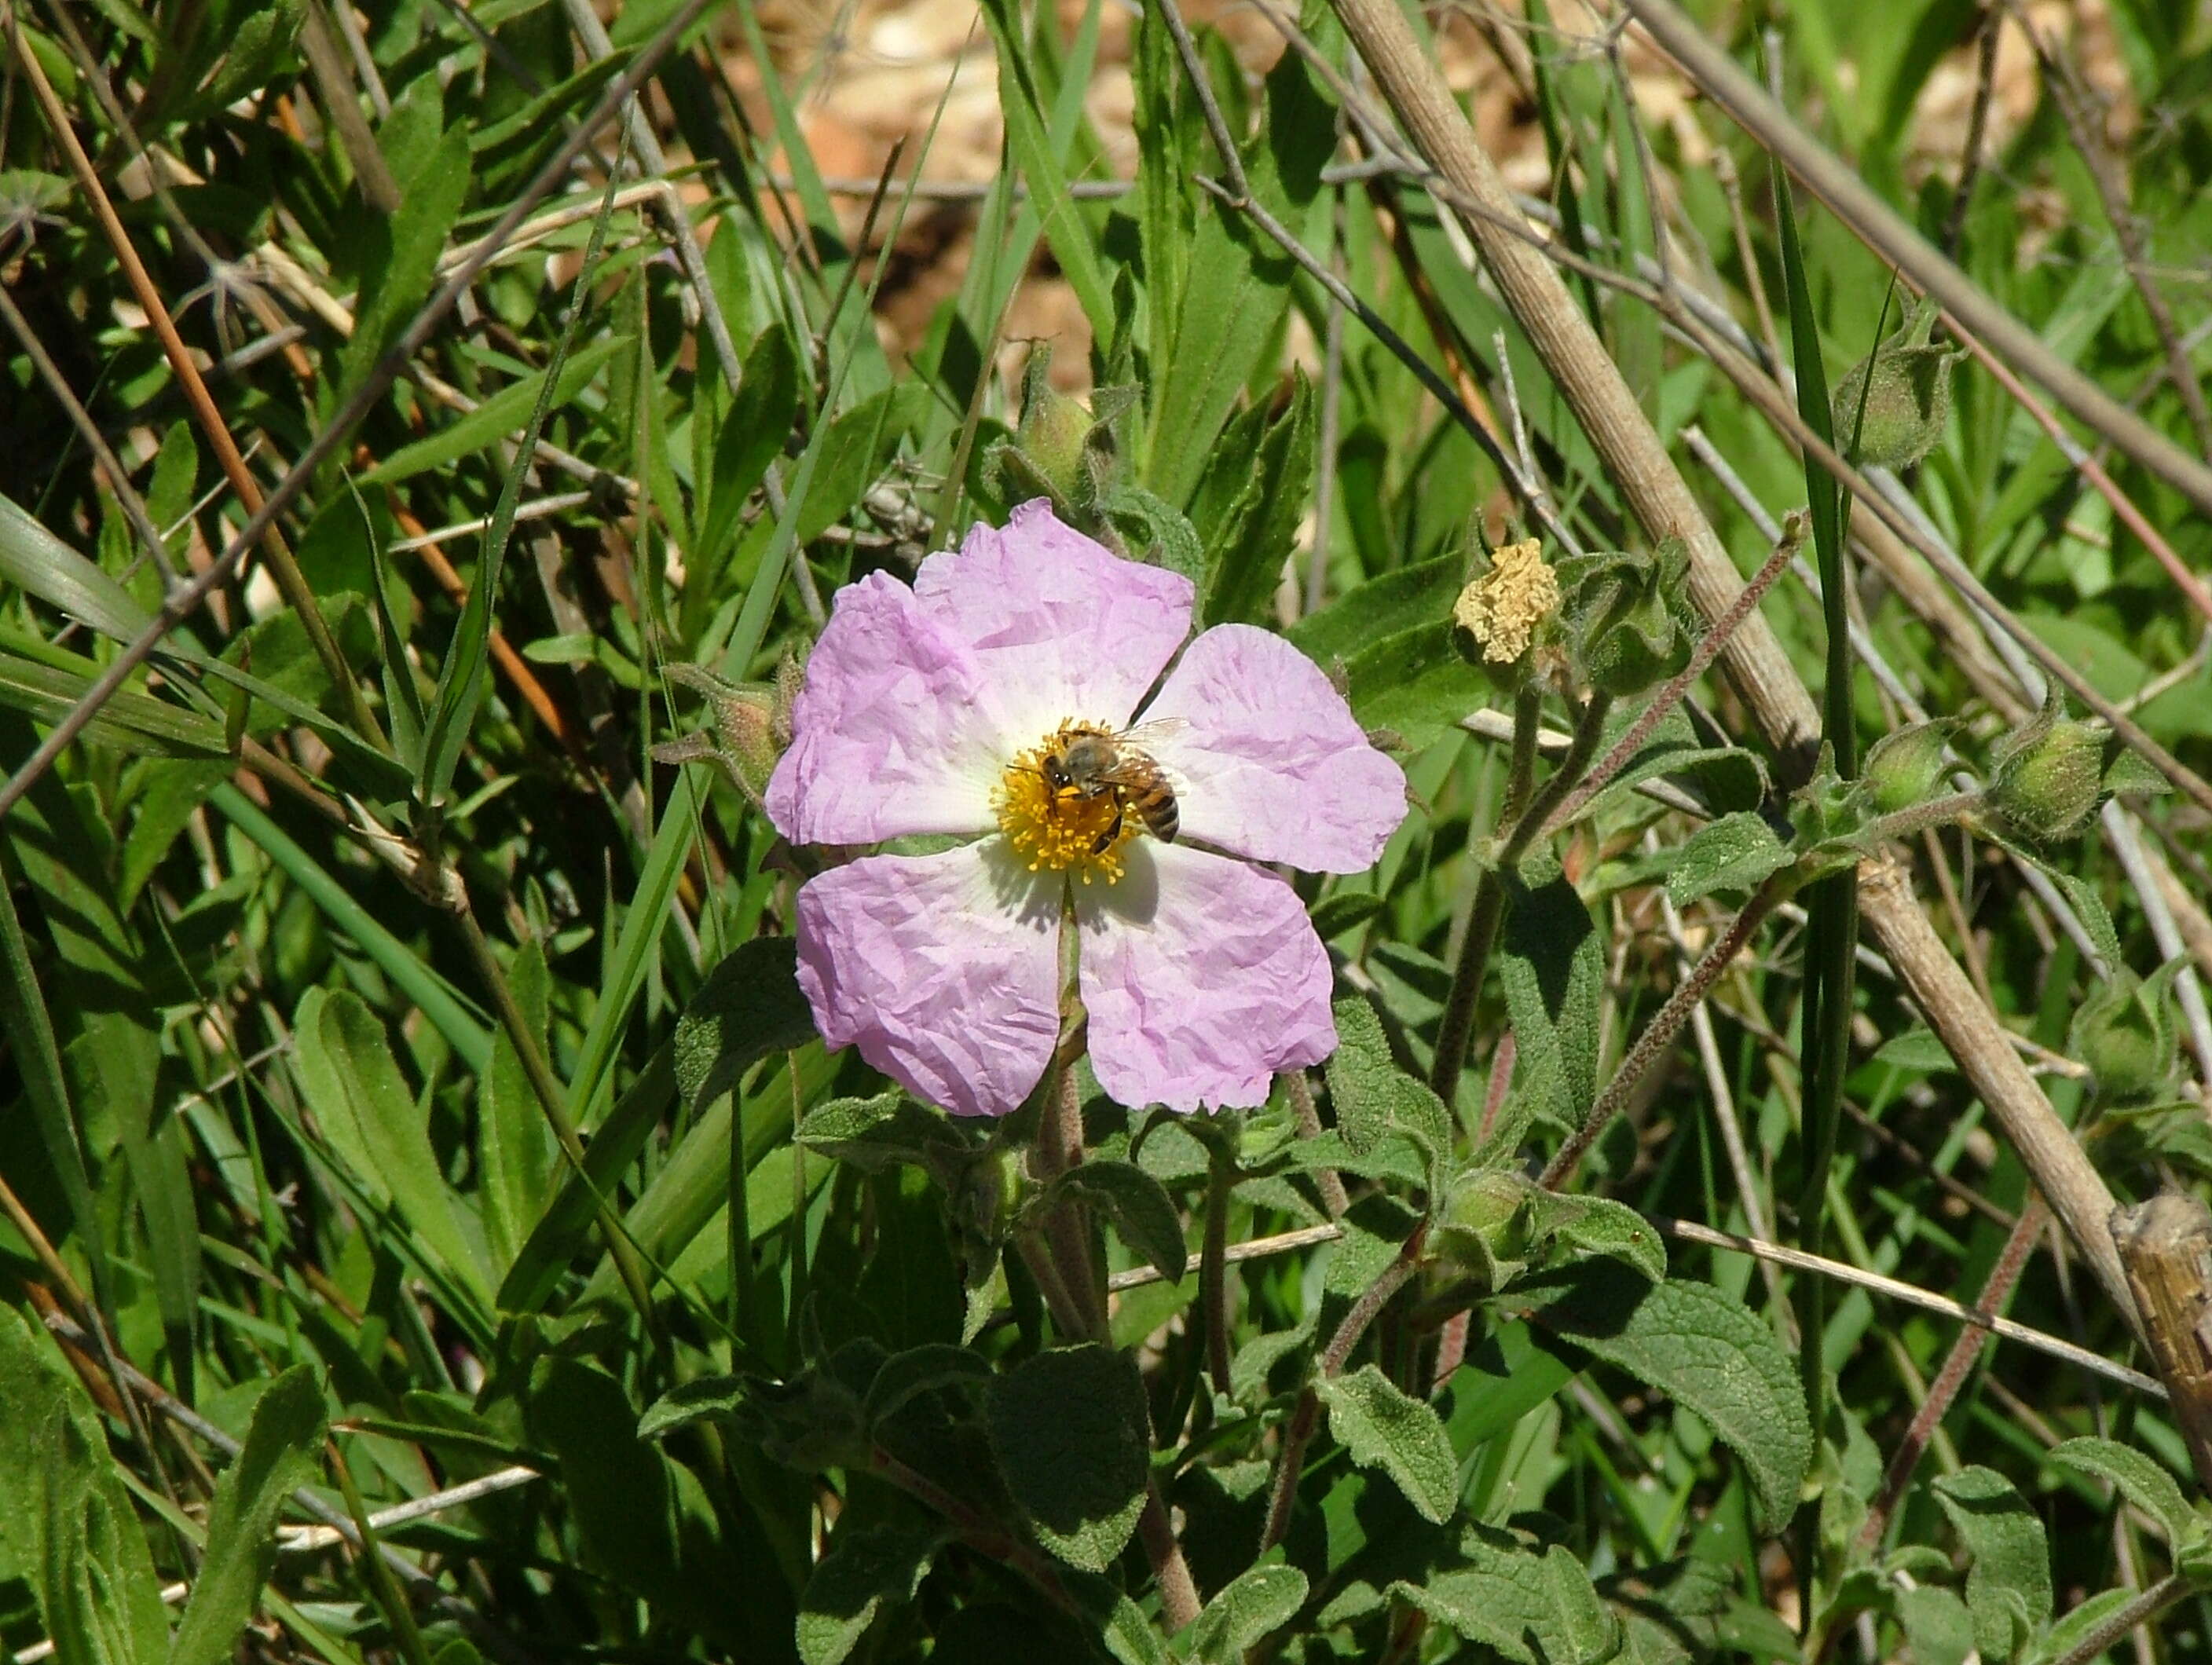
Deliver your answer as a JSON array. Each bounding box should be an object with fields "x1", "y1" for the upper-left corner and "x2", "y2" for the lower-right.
[{"x1": 1039, "y1": 720, "x2": 1185, "y2": 853}]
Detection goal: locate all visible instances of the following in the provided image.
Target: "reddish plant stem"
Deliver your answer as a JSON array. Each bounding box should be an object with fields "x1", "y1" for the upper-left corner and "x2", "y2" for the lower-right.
[
  {"x1": 1259, "y1": 1232, "x2": 1426, "y2": 1553},
  {"x1": 1540, "y1": 876, "x2": 1788, "y2": 1190},
  {"x1": 1284, "y1": 1069, "x2": 1350, "y2": 1218},
  {"x1": 1855, "y1": 1195, "x2": 2049, "y2": 1554}
]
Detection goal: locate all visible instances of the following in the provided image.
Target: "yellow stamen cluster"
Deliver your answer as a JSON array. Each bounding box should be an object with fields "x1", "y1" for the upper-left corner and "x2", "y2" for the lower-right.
[
  {"x1": 995, "y1": 726, "x2": 1135, "y2": 885},
  {"x1": 1453, "y1": 538, "x2": 1559, "y2": 664}
]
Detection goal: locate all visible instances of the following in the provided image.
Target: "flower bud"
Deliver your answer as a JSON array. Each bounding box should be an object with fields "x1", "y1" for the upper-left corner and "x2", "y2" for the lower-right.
[
  {"x1": 1987, "y1": 694, "x2": 2104, "y2": 844},
  {"x1": 1830, "y1": 297, "x2": 1963, "y2": 471},
  {"x1": 1435, "y1": 1169, "x2": 1536, "y2": 1290},
  {"x1": 2071, "y1": 962, "x2": 2182, "y2": 1105},
  {"x1": 981, "y1": 346, "x2": 1119, "y2": 520},
  {"x1": 659, "y1": 663, "x2": 784, "y2": 801},
  {"x1": 1554, "y1": 540, "x2": 1697, "y2": 697},
  {"x1": 1861, "y1": 718, "x2": 1958, "y2": 816}
]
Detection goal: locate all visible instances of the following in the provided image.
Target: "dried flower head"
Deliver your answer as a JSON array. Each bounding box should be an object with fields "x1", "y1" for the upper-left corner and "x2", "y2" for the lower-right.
[{"x1": 1452, "y1": 539, "x2": 1558, "y2": 665}]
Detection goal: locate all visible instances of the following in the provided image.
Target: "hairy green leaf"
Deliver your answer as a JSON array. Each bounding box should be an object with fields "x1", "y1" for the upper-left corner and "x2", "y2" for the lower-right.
[{"x1": 1317, "y1": 1363, "x2": 1459, "y2": 1524}]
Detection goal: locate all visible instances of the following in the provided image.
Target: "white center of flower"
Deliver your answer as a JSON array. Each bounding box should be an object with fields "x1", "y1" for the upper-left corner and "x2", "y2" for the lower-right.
[{"x1": 994, "y1": 722, "x2": 1144, "y2": 884}]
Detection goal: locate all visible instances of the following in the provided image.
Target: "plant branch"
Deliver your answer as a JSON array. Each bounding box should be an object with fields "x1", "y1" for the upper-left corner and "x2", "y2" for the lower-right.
[{"x1": 1322, "y1": 0, "x2": 2139, "y2": 1327}]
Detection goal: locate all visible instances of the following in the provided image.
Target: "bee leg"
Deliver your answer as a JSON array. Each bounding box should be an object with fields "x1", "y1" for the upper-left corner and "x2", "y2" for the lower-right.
[{"x1": 1090, "y1": 810, "x2": 1124, "y2": 854}]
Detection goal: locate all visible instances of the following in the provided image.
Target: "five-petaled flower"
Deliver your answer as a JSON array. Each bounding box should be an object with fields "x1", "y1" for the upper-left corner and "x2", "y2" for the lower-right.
[{"x1": 765, "y1": 500, "x2": 1408, "y2": 1116}]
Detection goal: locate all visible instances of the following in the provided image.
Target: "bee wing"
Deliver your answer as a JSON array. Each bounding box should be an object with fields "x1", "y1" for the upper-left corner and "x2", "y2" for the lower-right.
[{"x1": 1115, "y1": 717, "x2": 1189, "y2": 748}]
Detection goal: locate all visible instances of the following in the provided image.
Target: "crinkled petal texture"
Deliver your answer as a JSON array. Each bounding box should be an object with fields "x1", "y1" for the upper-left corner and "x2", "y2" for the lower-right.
[
  {"x1": 793, "y1": 843, "x2": 1061, "y2": 1118},
  {"x1": 923, "y1": 500, "x2": 1194, "y2": 743},
  {"x1": 764, "y1": 572, "x2": 1002, "y2": 844},
  {"x1": 1141, "y1": 624, "x2": 1407, "y2": 872},
  {"x1": 1077, "y1": 843, "x2": 1334, "y2": 1114}
]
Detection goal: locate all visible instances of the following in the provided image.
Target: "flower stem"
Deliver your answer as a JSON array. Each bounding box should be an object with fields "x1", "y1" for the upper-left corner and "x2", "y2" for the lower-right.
[
  {"x1": 1030, "y1": 1048, "x2": 1199, "y2": 1626},
  {"x1": 1137, "y1": 1488, "x2": 1203, "y2": 1633},
  {"x1": 1430, "y1": 688, "x2": 1611, "y2": 1107},
  {"x1": 1202, "y1": 1140, "x2": 1235, "y2": 1397},
  {"x1": 1259, "y1": 1231, "x2": 1424, "y2": 1553},
  {"x1": 1540, "y1": 873, "x2": 1788, "y2": 1190},
  {"x1": 1862, "y1": 790, "x2": 1983, "y2": 847},
  {"x1": 1284, "y1": 1068, "x2": 1349, "y2": 1219},
  {"x1": 2047, "y1": 1575, "x2": 2192, "y2": 1665}
]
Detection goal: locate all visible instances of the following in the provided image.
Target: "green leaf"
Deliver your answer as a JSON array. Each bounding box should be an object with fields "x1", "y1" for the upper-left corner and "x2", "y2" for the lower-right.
[
  {"x1": 672, "y1": 936, "x2": 819, "y2": 1110},
  {"x1": 1932, "y1": 1466, "x2": 2052, "y2": 1663},
  {"x1": 0, "y1": 651, "x2": 229, "y2": 759},
  {"x1": 0, "y1": 855, "x2": 102, "y2": 1301},
  {"x1": 797, "y1": 1520, "x2": 945, "y2": 1665},
  {"x1": 1897, "y1": 1585, "x2": 1976, "y2": 1665},
  {"x1": 297, "y1": 990, "x2": 494, "y2": 1308},
  {"x1": 1097, "y1": 1591, "x2": 1175, "y2": 1665},
  {"x1": 1140, "y1": 32, "x2": 1332, "y2": 509},
  {"x1": 337, "y1": 125, "x2": 470, "y2": 407},
  {"x1": 1055, "y1": 1161, "x2": 1188, "y2": 1286},
  {"x1": 637, "y1": 1374, "x2": 753, "y2": 1443},
  {"x1": 1664, "y1": 813, "x2": 1794, "y2": 906},
  {"x1": 0, "y1": 490, "x2": 156, "y2": 642},
  {"x1": 1542, "y1": 1193, "x2": 1667, "y2": 1284},
  {"x1": 1870, "y1": 1027, "x2": 1958, "y2": 1074},
  {"x1": 695, "y1": 326, "x2": 801, "y2": 572},
  {"x1": 985, "y1": 1345, "x2": 1150, "y2": 1572},
  {"x1": 1181, "y1": 1564, "x2": 1309, "y2": 1662},
  {"x1": 1324, "y1": 996, "x2": 1450, "y2": 1176},
  {"x1": 1393, "y1": 1524, "x2": 1620, "y2": 1665},
  {"x1": 1309, "y1": 890, "x2": 1386, "y2": 942},
  {"x1": 1287, "y1": 554, "x2": 1465, "y2": 668},
  {"x1": 861, "y1": 1345, "x2": 994, "y2": 1427},
  {"x1": 534, "y1": 1358, "x2": 771, "y2": 1649},
  {"x1": 1498, "y1": 865, "x2": 1604, "y2": 1141},
  {"x1": 360, "y1": 337, "x2": 624, "y2": 485},
  {"x1": 796, "y1": 1092, "x2": 965, "y2": 1173},
  {"x1": 1342, "y1": 623, "x2": 1489, "y2": 753},
  {"x1": 168, "y1": 1367, "x2": 325, "y2": 1665},
  {"x1": 975, "y1": 0, "x2": 1114, "y2": 345},
  {"x1": 480, "y1": 938, "x2": 558, "y2": 1275},
  {"x1": 1317, "y1": 1363, "x2": 1459, "y2": 1524},
  {"x1": 1198, "y1": 372, "x2": 1317, "y2": 626},
  {"x1": 0, "y1": 1305, "x2": 169, "y2": 1665},
  {"x1": 2051, "y1": 1437, "x2": 2204, "y2": 1550},
  {"x1": 499, "y1": 1042, "x2": 676, "y2": 1312},
  {"x1": 1518, "y1": 1262, "x2": 1811, "y2": 1528}
]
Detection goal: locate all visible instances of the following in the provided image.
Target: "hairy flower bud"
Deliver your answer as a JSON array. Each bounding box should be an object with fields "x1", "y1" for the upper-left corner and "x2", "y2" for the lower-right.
[
  {"x1": 982, "y1": 346, "x2": 1122, "y2": 521},
  {"x1": 1987, "y1": 694, "x2": 2104, "y2": 844},
  {"x1": 2071, "y1": 962, "x2": 2183, "y2": 1105},
  {"x1": 1831, "y1": 296, "x2": 1964, "y2": 471},
  {"x1": 1553, "y1": 540, "x2": 1697, "y2": 697},
  {"x1": 1436, "y1": 1169, "x2": 1536, "y2": 1290},
  {"x1": 1861, "y1": 718, "x2": 1959, "y2": 816},
  {"x1": 657, "y1": 663, "x2": 784, "y2": 802}
]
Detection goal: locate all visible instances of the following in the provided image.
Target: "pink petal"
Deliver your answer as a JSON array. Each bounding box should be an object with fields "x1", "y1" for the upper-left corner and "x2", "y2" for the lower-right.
[
  {"x1": 793, "y1": 843, "x2": 1063, "y2": 1118},
  {"x1": 916, "y1": 500, "x2": 1194, "y2": 739},
  {"x1": 1077, "y1": 843, "x2": 1335, "y2": 1113},
  {"x1": 765, "y1": 570, "x2": 1003, "y2": 844},
  {"x1": 1140, "y1": 624, "x2": 1407, "y2": 872}
]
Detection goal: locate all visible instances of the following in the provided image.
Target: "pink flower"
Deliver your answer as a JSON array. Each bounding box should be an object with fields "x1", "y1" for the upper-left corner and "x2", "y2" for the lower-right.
[{"x1": 766, "y1": 500, "x2": 1407, "y2": 1116}]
